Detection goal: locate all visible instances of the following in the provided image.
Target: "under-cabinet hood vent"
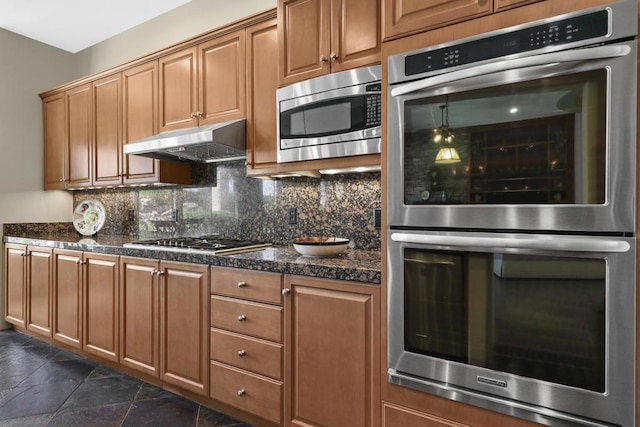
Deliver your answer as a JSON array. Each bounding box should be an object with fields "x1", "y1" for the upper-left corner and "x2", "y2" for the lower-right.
[{"x1": 123, "y1": 118, "x2": 246, "y2": 163}]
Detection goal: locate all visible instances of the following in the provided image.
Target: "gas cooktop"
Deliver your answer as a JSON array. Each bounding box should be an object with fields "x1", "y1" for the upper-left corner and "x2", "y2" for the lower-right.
[{"x1": 124, "y1": 236, "x2": 272, "y2": 256}]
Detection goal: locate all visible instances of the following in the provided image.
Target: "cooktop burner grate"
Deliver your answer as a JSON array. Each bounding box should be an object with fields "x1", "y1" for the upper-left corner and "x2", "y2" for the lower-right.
[{"x1": 124, "y1": 235, "x2": 272, "y2": 255}]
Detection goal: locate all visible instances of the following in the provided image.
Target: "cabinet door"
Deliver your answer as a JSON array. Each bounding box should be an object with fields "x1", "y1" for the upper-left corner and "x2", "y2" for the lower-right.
[
  {"x1": 495, "y1": 0, "x2": 542, "y2": 12},
  {"x1": 5, "y1": 244, "x2": 27, "y2": 327},
  {"x1": 330, "y1": 0, "x2": 380, "y2": 73},
  {"x1": 66, "y1": 84, "x2": 93, "y2": 188},
  {"x1": 278, "y1": 0, "x2": 331, "y2": 86},
  {"x1": 246, "y1": 19, "x2": 279, "y2": 174},
  {"x1": 284, "y1": 276, "x2": 380, "y2": 427},
  {"x1": 93, "y1": 74, "x2": 122, "y2": 186},
  {"x1": 83, "y1": 253, "x2": 119, "y2": 361},
  {"x1": 122, "y1": 61, "x2": 161, "y2": 184},
  {"x1": 383, "y1": 0, "x2": 492, "y2": 41},
  {"x1": 120, "y1": 257, "x2": 160, "y2": 377},
  {"x1": 160, "y1": 261, "x2": 209, "y2": 396},
  {"x1": 26, "y1": 247, "x2": 53, "y2": 337},
  {"x1": 53, "y1": 249, "x2": 83, "y2": 348},
  {"x1": 42, "y1": 93, "x2": 67, "y2": 190},
  {"x1": 199, "y1": 31, "x2": 246, "y2": 125},
  {"x1": 159, "y1": 47, "x2": 198, "y2": 132}
]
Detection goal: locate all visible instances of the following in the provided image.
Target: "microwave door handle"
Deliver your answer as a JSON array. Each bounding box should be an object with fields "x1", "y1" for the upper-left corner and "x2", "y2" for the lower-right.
[
  {"x1": 390, "y1": 232, "x2": 631, "y2": 253},
  {"x1": 390, "y1": 44, "x2": 632, "y2": 97}
]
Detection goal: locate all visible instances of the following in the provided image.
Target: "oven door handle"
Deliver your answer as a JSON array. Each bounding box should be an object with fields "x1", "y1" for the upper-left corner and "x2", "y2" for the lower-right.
[
  {"x1": 390, "y1": 44, "x2": 631, "y2": 97},
  {"x1": 390, "y1": 232, "x2": 631, "y2": 253}
]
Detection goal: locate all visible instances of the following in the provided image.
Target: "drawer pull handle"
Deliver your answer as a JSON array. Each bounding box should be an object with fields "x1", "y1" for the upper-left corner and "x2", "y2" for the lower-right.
[
  {"x1": 237, "y1": 281, "x2": 247, "y2": 288},
  {"x1": 238, "y1": 349, "x2": 246, "y2": 357},
  {"x1": 237, "y1": 388, "x2": 246, "y2": 397},
  {"x1": 237, "y1": 315, "x2": 247, "y2": 322}
]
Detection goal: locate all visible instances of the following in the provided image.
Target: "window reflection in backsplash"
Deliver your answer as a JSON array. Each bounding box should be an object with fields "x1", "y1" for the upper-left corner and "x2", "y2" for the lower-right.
[{"x1": 73, "y1": 160, "x2": 381, "y2": 250}]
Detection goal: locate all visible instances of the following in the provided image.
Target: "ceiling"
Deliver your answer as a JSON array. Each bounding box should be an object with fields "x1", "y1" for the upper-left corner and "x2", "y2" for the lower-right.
[{"x1": 0, "y1": 0, "x2": 192, "y2": 53}]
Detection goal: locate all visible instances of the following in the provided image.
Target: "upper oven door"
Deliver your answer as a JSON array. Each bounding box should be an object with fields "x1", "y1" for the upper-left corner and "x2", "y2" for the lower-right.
[{"x1": 387, "y1": 39, "x2": 637, "y2": 233}]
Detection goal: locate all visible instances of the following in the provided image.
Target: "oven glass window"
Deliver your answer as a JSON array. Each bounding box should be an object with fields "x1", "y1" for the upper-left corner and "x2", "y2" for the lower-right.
[
  {"x1": 403, "y1": 70, "x2": 606, "y2": 205},
  {"x1": 281, "y1": 96, "x2": 365, "y2": 138},
  {"x1": 403, "y1": 248, "x2": 606, "y2": 392}
]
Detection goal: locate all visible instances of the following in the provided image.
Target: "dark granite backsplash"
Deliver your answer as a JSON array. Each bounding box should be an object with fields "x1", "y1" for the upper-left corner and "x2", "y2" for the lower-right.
[{"x1": 69, "y1": 161, "x2": 382, "y2": 250}]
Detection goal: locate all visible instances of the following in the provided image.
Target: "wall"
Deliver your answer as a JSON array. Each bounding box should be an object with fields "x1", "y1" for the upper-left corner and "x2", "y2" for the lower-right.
[
  {"x1": 75, "y1": 0, "x2": 276, "y2": 75},
  {"x1": 0, "y1": 29, "x2": 83, "y2": 328}
]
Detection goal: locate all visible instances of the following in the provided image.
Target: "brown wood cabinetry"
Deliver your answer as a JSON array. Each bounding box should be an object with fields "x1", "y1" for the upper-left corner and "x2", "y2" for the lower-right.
[
  {"x1": 42, "y1": 93, "x2": 67, "y2": 190},
  {"x1": 92, "y1": 73, "x2": 122, "y2": 186},
  {"x1": 83, "y1": 253, "x2": 119, "y2": 362},
  {"x1": 119, "y1": 256, "x2": 160, "y2": 377},
  {"x1": 67, "y1": 84, "x2": 94, "y2": 188},
  {"x1": 246, "y1": 18, "x2": 279, "y2": 175},
  {"x1": 5, "y1": 244, "x2": 28, "y2": 328},
  {"x1": 383, "y1": 402, "x2": 470, "y2": 427},
  {"x1": 278, "y1": 0, "x2": 380, "y2": 86},
  {"x1": 52, "y1": 249, "x2": 83, "y2": 348},
  {"x1": 5, "y1": 244, "x2": 54, "y2": 336},
  {"x1": 159, "y1": 261, "x2": 209, "y2": 396},
  {"x1": 210, "y1": 267, "x2": 284, "y2": 425},
  {"x1": 26, "y1": 247, "x2": 54, "y2": 337},
  {"x1": 283, "y1": 275, "x2": 380, "y2": 427},
  {"x1": 382, "y1": 0, "x2": 544, "y2": 41},
  {"x1": 159, "y1": 30, "x2": 246, "y2": 133}
]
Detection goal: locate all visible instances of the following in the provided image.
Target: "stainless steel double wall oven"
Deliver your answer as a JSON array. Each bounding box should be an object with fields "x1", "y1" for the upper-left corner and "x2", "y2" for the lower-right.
[{"x1": 387, "y1": 1, "x2": 637, "y2": 426}]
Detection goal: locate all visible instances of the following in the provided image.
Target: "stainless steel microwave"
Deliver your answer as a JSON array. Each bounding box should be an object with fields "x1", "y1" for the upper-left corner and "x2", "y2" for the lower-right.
[{"x1": 276, "y1": 65, "x2": 381, "y2": 163}]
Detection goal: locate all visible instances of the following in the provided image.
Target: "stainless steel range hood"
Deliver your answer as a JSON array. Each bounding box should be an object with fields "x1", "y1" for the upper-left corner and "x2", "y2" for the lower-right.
[{"x1": 123, "y1": 118, "x2": 246, "y2": 163}]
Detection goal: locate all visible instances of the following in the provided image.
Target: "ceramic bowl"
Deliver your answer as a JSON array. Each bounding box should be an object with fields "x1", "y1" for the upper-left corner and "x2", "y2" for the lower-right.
[{"x1": 292, "y1": 237, "x2": 349, "y2": 257}]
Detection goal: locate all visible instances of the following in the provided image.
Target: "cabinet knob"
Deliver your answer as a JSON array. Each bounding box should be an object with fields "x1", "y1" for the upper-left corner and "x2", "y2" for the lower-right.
[
  {"x1": 196, "y1": 111, "x2": 203, "y2": 118},
  {"x1": 237, "y1": 314, "x2": 247, "y2": 322},
  {"x1": 190, "y1": 112, "x2": 197, "y2": 119},
  {"x1": 330, "y1": 52, "x2": 339, "y2": 61},
  {"x1": 152, "y1": 270, "x2": 164, "y2": 277},
  {"x1": 237, "y1": 281, "x2": 247, "y2": 288},
  {"x1": 282, "y1": 288, "x2": 291, "y2": 296},
  {"x1": 320, "y1": 54, "x2": 328, "y2": 64},
  {"x1": 76, "y1": 259, "x2": 86, "y2": 265},
  {"x1": 237, "y1": 389, "x2": 246, "y2": 397},
  {"x1": 237, "y1": 349, "x2": 246, "y2": 357}
]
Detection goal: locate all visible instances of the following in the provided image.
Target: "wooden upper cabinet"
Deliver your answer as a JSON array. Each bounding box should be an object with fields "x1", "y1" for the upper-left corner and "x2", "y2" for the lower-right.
[
  {"x1": 199, "y1": 31, "x2": 246, "y2": 125},
  {"x1": 122, "y1": 61, "x2": 191, "y2": 186},
  {"x1": 159, "y1": 47, "x2": 198, "y2": 132},
  {"x1": 246, "y1": 18, "x2": 279, "y2": 174},
  {"x1": 278, "y1": 0, "x2": 380, "y2": 86},
  {"x1": 66, "y1": 84, "x2": 93, "y2": 188},
  {"x1": 159, "y1": 29, "x2": 246, "y2": 132},
  {"x1": 93, "y1": 73, "x2": 122, "y2": 186},
  {"x1": 494, "y1": 0, "x2": 542, "y2": 12},
  {"x1": 383, "y1": 0, "x2": 493, "y2": 41},
  {"x1": 43, "y1": 93, "x2": 67, "y2": 190}
]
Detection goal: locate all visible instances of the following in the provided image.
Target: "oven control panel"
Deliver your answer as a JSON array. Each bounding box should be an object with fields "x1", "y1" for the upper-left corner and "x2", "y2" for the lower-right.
[{"x1": 405, "y1": 9, "x2": 609, "y2": 76}]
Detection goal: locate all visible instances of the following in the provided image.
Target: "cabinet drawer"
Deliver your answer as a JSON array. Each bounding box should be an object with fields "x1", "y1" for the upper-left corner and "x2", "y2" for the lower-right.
[
  {"x1": 211, "y1": 295, "x2": 282, "y2": 342},
  {"x1": 210, "y1": 361, "x2": 282, "y2": 425},
  {"x1": 383, "y1": 402, "x2": 469, "y2": 427},
  {"x1": 211, "y1": 267, "x2": 282, "y2": 305},
  {"x1": 210, "y1": 328, "x2": 283, "y2": 380}
]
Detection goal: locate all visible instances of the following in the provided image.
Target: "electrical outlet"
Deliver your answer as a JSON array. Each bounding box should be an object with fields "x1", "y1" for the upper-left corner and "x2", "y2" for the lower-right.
[
  {"x1": 373, "y1": 208, "x2": 381, "y2": 228},
  {"x1": 288, "y1": 208, "x2": 298, "y2": 224},
  {"x1": 128, "y1": 209, "x2": 135, "y2": 222}
]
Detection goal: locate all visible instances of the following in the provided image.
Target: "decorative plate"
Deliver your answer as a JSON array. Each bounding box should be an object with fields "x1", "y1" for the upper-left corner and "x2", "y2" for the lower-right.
[{"x1": 73, "y1": 200, "x2": 106, "y2": 236}]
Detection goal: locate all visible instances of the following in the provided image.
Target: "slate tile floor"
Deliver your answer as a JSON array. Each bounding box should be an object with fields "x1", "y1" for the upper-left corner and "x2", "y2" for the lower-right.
[{"x1": 0, "y1": 329, "x2": 251, "y2": 427}]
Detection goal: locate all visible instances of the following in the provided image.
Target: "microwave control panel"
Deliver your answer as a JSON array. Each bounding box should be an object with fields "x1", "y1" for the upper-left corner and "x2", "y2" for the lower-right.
[{"x1": 405, "y1": 9, "x2": 609, "y2": 76}]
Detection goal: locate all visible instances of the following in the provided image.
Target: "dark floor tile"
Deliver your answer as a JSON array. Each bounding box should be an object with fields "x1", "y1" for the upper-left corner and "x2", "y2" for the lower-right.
[
  {"x1": 134, "y1": 382, "x2": 176, "y2": 402},
  {"x1": 19, "y1": 339, "x2": 59, "y2": 360},
  {"x1": 197, "y1": 405, "x2": 251, "y2": 427},
  {"x1": 19, "y1": 358, "x2": 97, "y2": 387},
  {"x1": 46, "y1": 402, "x2": 130, "y2": 427},
  {"x1": 49, "y1": 348, "x2": 85, "y2": 362},
  {"x1": 122, "y1": 395, "x2": 199, "y2": 427},
  {"x1": 0, "y1": 381, "x2": 79, "y2": 420},
  {"x1": 87, "y1": 364, "x2": 128, "y2": 380},
  {"x1": 60, "y1": 375, "x2": 142, "y2": 411},
  {"x1": 0, "y1": 330, "x2": 31, "y2": 346},
  {"x1": 0, "y1": 413, "x2": 54, "y2": 426}
]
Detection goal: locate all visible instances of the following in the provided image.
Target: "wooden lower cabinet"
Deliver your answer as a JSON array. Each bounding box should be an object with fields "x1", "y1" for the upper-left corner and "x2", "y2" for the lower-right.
[
  {"x1": 5, "y1": 244, "x2": 28, "y2": 328},
  {"x1": 283, "y1": 275, "x2": 380, "y2": 427},
  {"x1": 383, "y1": 402, "x2": 470, "y2": 427},
  {"x1": 210, "y1": 267, "x2": 284, "y2": 425},
  {"x1": 160, "y1": 261, "x2": 210, "y2": 396},
  {"x1": 119, "y1": 256, "x2": 160, "y2": 377},
  {"x1": 26, "y1": 247, "x2": 54, "y2": 337},
  {"x1": 52, "y1": 249, "x2": 84, "y2": 348},
  {"x1": 83, "y1": 253, "x2": 119, "y2": 361}
]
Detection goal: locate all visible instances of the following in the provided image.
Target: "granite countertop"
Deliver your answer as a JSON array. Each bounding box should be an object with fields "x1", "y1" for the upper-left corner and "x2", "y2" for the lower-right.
[{"x1": 3, "y1": 232, "x2": 381, "y2": 285}]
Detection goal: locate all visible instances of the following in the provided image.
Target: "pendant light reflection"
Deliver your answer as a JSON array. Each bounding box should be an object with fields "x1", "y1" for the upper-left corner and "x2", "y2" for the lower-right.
[{"x1": 433, "y1": 96, "x2": 461, "y2": 164}]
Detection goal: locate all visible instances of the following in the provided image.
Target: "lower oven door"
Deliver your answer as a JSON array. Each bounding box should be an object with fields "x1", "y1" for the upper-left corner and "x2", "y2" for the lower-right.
[{"x1": 387, "y1": 229, "x2": 635, "y2": 427}]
